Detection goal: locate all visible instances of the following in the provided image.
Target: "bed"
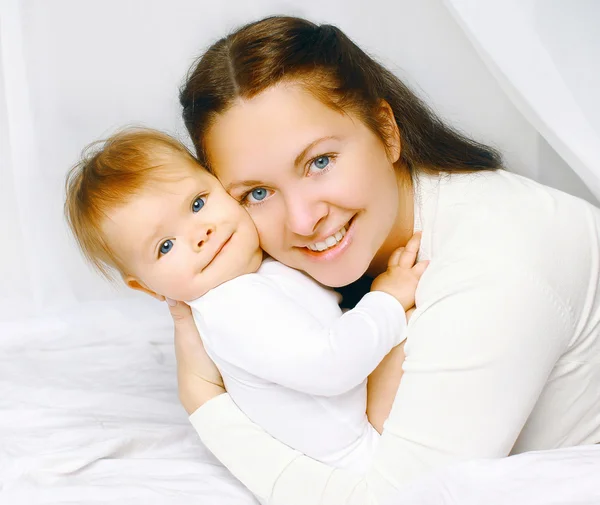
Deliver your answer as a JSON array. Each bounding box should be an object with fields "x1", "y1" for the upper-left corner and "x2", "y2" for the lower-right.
[
  {"x1": 0, "y1": 300, "x2": 257, "y2": 504},
  {"x1": 2, "y1": 299, "x2": 600, "y2": 505}
]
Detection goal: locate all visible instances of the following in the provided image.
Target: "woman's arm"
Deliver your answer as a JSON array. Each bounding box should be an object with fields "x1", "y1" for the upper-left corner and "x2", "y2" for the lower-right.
[
  {"x1": 185, "y1": 260, "x2": 571, "y2": 504},
  {"x1": 367, "y1": 341, "x2": 405, "y2": 434},
  {"x1": 367, "y1": 308, "x2": 412, "y2": 433},
  {"x1": 167, "y1": 300, "x2": 225, "y2": 414}
]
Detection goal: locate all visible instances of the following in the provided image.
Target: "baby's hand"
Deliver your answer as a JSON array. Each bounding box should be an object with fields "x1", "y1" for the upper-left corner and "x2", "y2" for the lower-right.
[{"x1": 371, "y1": 232, "x2": 429, "y2": 311}]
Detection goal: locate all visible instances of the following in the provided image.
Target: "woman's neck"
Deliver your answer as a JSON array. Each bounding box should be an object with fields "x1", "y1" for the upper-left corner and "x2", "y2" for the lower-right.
[{"x1": 366, "y1": 169, "x2": 415, "y2": 277}]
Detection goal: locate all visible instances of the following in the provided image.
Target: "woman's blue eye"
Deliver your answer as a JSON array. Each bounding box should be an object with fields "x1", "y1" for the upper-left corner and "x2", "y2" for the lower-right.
[
  {"x1": 309, "y1": 155, "x2": 330, "y2": 173},
  {"x1": 192, "y1": 196, "x2": 206, "y2": 213},
  {"x1": 159, "y1": 240, "x2": 173, "y2": 256},
  {"x1": 244, "y1": 187, "x2": 271, "y2": 204},
  {"x1": 250, "y1": 188, "x2": 268, "y2": 201}
]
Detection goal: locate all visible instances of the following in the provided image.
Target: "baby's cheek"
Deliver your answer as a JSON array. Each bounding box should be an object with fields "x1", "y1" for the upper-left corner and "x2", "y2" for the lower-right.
[
  {"x1": 177, "y1": 270, "x2": 197, "y2": 299},
  {"x1": 156, "y1": 266, "x2": 186, "y2": 300}
]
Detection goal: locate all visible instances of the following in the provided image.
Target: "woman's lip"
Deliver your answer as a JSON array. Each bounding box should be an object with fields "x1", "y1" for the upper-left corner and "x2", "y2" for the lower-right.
[
  {"x1": 201, "y1": 234, "x2": 233, "y2": 271},
  {"x1": 305, "y1": 223, "x2": 349, "y2": 247},
  {"x1": 301, "y1": 216, "x2": 356, "y2": 262}
]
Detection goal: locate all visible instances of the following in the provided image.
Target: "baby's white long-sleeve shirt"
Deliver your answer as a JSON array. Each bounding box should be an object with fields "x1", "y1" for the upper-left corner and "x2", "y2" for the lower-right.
[{"x1": 188, "y1": 258, "x2": 407, "y2": 470}]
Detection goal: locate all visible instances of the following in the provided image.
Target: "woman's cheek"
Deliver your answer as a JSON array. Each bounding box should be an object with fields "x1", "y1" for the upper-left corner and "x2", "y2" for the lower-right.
[
  {"x1": 253, "y1": 216, "x2": 280, "y2": 254},
  {"x1": 256, "y1": 222, "x2": 275, "y2": 251}
]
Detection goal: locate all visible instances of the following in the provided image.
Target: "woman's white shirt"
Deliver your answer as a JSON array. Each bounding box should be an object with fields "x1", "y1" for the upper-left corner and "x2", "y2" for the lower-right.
[{"x1": 190, "y1": 170, "x2": 600, "y2": 505}]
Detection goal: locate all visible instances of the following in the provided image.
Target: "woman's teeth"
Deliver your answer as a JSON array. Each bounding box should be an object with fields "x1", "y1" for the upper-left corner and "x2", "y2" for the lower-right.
[{"x1": 307, "y1": 225, "x2": 347, "y2": 252}]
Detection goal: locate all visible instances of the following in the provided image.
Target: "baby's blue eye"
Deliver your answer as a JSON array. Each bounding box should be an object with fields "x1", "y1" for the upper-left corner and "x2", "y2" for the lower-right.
[
  {"x1": 309, "y1": 155, "x2": 330, "y2": 173},
  {"x1": 192, "y1": 196, "x2": 206, "y2": 213},
  {"x1": 250, "y1": 188, "x2": 268, "y2": 201},
  {"x1": 159, "y1": 240, "x2": 173, "y2": 256}
]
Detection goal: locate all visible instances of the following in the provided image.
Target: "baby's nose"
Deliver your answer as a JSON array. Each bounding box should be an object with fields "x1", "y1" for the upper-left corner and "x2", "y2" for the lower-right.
[{"x1": 197, "y1": 227, "x2": 214, "y2": 248}]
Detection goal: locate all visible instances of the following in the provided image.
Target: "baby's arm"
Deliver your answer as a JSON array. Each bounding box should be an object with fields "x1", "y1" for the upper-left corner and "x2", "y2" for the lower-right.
[
  {"x1": 203, "y1": 278, "x2": 404, "y2": 396},
  {"x1": 203, "y1": 235, "x2": 426, "y2": 397}
]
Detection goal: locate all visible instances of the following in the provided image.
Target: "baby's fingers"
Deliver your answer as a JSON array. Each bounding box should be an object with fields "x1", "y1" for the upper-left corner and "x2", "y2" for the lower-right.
[
  {"x1": 398, "y1": 232, "x2": 422, "y2": 269},
  {"x1": 411, "y1": 260, "x2": 430, "y2": 278},
  {"x1": 388, "y1": 247, "x2": 405, "y2": 268}
]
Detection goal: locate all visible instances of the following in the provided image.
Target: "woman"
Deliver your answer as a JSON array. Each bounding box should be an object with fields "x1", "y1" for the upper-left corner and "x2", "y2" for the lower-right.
[{"x1": 170, "y1": 16, "x2": 600, "y2": 504}]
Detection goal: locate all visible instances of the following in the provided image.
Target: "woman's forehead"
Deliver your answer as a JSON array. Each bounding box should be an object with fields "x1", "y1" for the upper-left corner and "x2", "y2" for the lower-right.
[{"x1": 205, "y1": 84, "x2": 353, "y2": 180}]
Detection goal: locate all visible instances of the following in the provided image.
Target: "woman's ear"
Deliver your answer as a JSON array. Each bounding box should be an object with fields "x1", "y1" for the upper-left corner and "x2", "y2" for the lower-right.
[
  {"x1": 379, "y1": 100, "x2": 401, "y2": 164},
  {"x1": 124, "y1": 275, "x2": 165, "y2": 302}
]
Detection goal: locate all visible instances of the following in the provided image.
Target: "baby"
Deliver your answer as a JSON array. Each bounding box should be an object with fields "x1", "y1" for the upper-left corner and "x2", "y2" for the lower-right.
[{"x1": 65, "y1": 128, "x2": 426, "y2": 474}]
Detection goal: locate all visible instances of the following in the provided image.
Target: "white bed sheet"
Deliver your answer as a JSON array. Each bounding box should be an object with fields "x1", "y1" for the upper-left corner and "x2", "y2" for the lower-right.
[
  {"x1": 1, "y1": 300, "x2": 599, "y2": 505},
  {"x1": 0, "y1": 300, "x2": 258, "y2": 505}
]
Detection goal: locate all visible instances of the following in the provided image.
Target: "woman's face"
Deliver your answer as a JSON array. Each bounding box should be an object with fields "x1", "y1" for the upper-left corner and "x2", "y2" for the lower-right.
[{"x1": 204, "y1": 83, "x2": 412, "y2": 287}]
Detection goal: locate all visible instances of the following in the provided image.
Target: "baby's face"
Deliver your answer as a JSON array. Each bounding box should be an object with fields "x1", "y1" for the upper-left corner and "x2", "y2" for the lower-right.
[{"x1": 102, "y1": 155, "x2": 262, "y2": 301}]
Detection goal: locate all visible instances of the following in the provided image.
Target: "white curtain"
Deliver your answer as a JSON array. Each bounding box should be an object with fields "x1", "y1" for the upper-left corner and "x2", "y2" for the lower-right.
[
  {"x1": 1, "y1": 0, "x2": 598, "y2": 323},
  {"x1": 444, "y1": 0, "x2": 600, "y2": 200}
]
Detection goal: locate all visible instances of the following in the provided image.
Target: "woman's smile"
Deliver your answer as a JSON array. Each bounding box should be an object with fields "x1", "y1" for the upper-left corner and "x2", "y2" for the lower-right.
[{"x1": 299, "y1": 214, "x2": 356, "y2": 262}]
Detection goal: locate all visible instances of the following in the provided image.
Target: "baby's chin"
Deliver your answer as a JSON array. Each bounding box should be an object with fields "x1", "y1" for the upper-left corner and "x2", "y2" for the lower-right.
[
  {"x1": 166, "y1": 254, "x2": 263, "y2": 302},
  {"x1": 172, "y1": 273, "x2": 243, "y2": 303},
  {"x1": 157, "y1": 283, "x2": 209, "y2": 304},
  {"x1": 176, "y1": 286, "x2": 212, "y2": 304}
]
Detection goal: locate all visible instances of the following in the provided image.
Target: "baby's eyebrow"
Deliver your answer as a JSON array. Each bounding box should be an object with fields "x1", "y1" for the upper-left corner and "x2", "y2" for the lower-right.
[{"x1": 143, "y1": 226, "x2": 162, "y2": 254}]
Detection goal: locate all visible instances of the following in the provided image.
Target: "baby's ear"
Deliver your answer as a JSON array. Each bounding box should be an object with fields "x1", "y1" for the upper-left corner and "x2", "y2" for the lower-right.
[{"x1": 124, "y1": 275, "x2": 165, "y2": 302}]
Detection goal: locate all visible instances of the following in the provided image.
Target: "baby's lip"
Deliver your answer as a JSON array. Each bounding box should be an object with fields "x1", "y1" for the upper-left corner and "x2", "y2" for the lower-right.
[{"x1": 201, "y1": 233, "x2": 233, "y2": 271}]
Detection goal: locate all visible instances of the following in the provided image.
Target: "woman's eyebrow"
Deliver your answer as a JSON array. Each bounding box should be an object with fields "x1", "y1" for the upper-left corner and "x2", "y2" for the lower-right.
[
  {"x1": 225, "y1": 136, "x2": 339, "y2": 192},
  {"x1": 293, "y1": 136, "x2": 337, "y2": 167},
  {"x1": 225, "y1": 179, "x2": 265, "y2": 192}
]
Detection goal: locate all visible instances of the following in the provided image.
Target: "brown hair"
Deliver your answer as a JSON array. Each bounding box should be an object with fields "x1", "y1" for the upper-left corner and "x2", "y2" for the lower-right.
[
  {"x1": 64, "y1": 127, "x2": 196, "y2": 279},
  {"x1": 180, "y1": 16, "x2": 502, "y2": 174}
]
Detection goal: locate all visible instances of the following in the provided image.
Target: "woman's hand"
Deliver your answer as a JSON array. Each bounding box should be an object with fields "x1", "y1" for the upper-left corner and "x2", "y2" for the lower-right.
[{"x1": 166, "y1": 299, "x2": 225, "y2": 414}]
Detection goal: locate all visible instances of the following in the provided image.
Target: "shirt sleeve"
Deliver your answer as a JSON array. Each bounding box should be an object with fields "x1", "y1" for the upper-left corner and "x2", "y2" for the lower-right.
[
  {"x1": 203, "y1": 279, "x2": 407, "y2": 396},
  {"x1": 190, "y1": 260, "x2": 572, "y2": 504}
]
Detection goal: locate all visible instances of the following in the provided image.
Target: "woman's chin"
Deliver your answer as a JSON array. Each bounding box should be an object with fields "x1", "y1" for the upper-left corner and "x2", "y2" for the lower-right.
[{"x1": 304, "y1": 263, "x2": 366, "y2": 289}]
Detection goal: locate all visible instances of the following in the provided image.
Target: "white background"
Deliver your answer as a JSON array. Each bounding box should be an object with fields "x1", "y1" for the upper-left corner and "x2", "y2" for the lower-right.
[{"x1": 1, "y1": 0, "x2": 598, "y2": 321}]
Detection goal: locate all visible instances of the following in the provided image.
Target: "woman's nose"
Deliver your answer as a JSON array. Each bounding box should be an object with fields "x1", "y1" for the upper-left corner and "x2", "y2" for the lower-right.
[{"x1": 284, "y1": 196, "x2": 328, "y2": 237}]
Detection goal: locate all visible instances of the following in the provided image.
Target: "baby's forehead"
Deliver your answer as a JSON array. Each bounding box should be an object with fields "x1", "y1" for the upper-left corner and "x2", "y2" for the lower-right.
[{"x1": 142, "y1": 155, "x2": 217, "y2": 191}]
